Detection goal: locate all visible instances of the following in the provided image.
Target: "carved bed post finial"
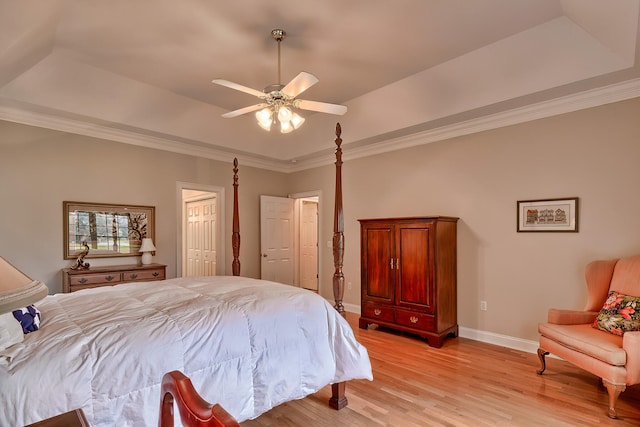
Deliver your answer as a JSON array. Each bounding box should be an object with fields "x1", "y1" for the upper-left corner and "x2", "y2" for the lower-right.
[
  {"x1": 333, "y1": 123, "x2": 345, "y2": 317},
  {"x1": 232, "y1": 158, "x2": 241, "y2": 276}
]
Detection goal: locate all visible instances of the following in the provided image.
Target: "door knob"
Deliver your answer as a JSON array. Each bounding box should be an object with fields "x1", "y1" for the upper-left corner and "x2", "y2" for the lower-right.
[{"x1": 262, "y1": 253, "x2": 267, "y2": 257}]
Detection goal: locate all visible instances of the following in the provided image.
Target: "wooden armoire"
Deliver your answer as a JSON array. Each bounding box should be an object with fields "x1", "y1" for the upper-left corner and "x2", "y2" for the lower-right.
[{"x1": 358, "y1": 216, "x2": 458, "y2": 348}]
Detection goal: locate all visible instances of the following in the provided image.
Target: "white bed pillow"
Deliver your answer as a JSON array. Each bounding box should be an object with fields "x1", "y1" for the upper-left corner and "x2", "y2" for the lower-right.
[{"x1": 0, "y1": 312, "x2": 24, "y2": 351}]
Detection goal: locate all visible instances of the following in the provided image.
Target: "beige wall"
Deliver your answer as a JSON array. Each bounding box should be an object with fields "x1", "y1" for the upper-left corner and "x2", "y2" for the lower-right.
[
  {"x1": 289, "y1": 97, "x2": 640, "y2": 341},
  {"x1": 1, "y1": 97, "x2": 639, "y2": 344},
  {"x1": 0, "y1": 121, "x2": 287, "y2": 293}
]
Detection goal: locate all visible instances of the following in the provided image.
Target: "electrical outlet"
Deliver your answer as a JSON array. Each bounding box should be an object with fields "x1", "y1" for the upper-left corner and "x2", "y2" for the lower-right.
[
  {"x1": 480, "y1": 300, "x2": 487, "y2": 311},
  {"x1": 347, "y1": 282, "x2": 352, "y2": 290}
]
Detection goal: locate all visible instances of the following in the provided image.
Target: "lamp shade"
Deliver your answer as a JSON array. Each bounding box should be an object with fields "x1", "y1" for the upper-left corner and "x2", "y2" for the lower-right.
[
  {"x1": 0, "y1": 257, "x2": 48, "y2": 315},
  {"x1": 139, "y1": 238, "x2": 156, "y2": 253}
]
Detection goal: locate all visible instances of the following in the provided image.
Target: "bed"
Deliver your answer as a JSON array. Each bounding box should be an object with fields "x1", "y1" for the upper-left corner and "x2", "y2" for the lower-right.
[{"x1": 0, "y1": 124, "x2": 371, "y2": 426}]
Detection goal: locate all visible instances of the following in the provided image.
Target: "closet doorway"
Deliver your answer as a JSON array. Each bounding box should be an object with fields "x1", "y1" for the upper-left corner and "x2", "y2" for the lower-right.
[
  {"x1": 177, "y1": 183, "x2": 225, "y2": 278},
  {"x1": 260, "y1": 191, "x2": 321, "y2": 292}
]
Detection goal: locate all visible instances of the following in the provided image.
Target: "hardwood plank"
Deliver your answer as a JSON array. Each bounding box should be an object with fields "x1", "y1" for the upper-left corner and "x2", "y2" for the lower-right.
[{"x1": 242, "y1": 313, "x2": 640, "y2": 426}]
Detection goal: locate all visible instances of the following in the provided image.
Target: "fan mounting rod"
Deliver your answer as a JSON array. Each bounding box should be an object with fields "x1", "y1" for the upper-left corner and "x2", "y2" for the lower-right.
[{"x1": 271, "y1": 29, "x2": 286, "y2": 86}]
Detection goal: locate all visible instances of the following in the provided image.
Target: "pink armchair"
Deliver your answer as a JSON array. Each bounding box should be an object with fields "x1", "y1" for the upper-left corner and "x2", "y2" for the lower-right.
[{"x1": 537, "y1": 255, "x2": 640, "y2": 419}]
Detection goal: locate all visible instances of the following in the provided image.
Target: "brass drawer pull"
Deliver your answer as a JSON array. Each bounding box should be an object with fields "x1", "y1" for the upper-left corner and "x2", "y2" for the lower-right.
[
  {"x1": 79, "y1": 278, "x2": 88, "y2": 284},
  {"x1": 409, "y1": 316, "x2": 419, "y2": 324},
  {"x1": 374, "y1": 309, "x2": 382, "y2": 316},
  {"x1": 105, "y1": 275, "x2": 115, "y2": 281},
  {"x1": 130, "y1": 273, "x2": 138, "y2": 279}
]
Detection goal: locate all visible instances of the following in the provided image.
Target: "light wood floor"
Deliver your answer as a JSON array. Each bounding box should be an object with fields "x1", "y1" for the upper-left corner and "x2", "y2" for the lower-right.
[{"x1": 242, "y1": 312, "x2": 640, "y2": 426}]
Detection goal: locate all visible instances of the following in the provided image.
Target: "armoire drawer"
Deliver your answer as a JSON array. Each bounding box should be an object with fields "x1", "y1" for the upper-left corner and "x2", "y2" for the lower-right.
[
  {"x1": 395, "y1": 309, "x2": 434, "y2": 330},
  {"x1": 362, "y1": 303, "x2": 395, "y2": 323}
]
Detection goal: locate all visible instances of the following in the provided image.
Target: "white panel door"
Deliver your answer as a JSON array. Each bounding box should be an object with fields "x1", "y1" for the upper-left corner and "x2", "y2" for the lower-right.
[
  {"x1": 260, "y1": 195, "x2": 294, "y2": 285},
  {"x1": 186, "y1": 198, "x2": 216, "y2": 277},
  {"x1": 186, "y1": 201, "x2": 201, "y2": 276},
  {"x1": 300, "y1": 200, "x2": 318, "y2": 290},
  {"x1": 201, "y1": 198, "x2": 217, "y2": 276}
]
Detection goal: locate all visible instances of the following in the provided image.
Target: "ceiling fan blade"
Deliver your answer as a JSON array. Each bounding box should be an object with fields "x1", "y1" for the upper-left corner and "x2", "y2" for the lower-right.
[
  {"x1": 282, "y1": 72, "x2": 319, "y2": 97},
  {"x1": 212, "y1": 79, "x2": 265, "y2": 98},
  {"x1": 297, "y1": 99, "x2": 347, "y2": 115},
  {"x1": 222, "y1": 103, "x2": 267, "y2": 118}
]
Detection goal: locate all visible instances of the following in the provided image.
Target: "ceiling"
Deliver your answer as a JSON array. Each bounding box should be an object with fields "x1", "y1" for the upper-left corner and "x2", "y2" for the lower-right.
[{"x1": 1, "y1": 1, "x2": 639, "y2": 172}]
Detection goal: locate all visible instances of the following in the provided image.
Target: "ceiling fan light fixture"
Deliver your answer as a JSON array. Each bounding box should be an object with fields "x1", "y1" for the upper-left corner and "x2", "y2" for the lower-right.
[
  {"x1": 278, "y1": 106, "x2": 292, "y2": 123},
  {"x1": 280, "y1": 120, "x2": 293, "y2": 134},
  {"x1": 256, "y1": 108, "x2": 273, "y2": 130},
  {"x1": 213, "y1": 28, "x2": 346, "y2": 133},
  {"x1": 291, "y1": 112, "x2": 305, "y2": 129}
]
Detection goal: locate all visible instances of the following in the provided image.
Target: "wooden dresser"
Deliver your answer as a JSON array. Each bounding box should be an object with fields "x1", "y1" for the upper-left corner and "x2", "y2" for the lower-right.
[
  {"x1": 62, "y1": 263, "x2": 166, "y2": 293},
  {"x1": 358, "y1": 217, "x2": 458, "y2": 348}
]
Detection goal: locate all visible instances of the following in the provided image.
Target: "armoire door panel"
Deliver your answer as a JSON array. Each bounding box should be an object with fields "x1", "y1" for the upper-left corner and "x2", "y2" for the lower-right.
[
  {"x1": 363, "y1": 227, "x2": 393, "y2": 301},
  {"x1": 397, "y1": 226, "x2": 432, "y2": 310}
]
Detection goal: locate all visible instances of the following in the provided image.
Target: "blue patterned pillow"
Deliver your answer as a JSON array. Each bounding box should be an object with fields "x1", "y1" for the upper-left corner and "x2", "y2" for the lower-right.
[{"x1": 12, "y1": 305, "x2": 41, "y2": 334}]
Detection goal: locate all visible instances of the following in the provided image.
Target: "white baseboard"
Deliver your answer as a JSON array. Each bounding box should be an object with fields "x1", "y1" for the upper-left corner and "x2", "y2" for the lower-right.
[
  {"x1": 458, "y1": 326, "x2": 539, "y2": 355},
  {"x1": 344, "y1": 302, "x2": 361, "y2": 314},
  {"x1": 344, "y1": 304, "x2": 539, "y2": 355}
]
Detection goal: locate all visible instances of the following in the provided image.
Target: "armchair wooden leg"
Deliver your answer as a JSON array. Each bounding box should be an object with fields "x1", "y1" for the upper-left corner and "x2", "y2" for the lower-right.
[
  {"x1": 602, "y1": 380, "x2": 626, "y2": 419},
  {"x1": 536, "y1": 348, "x2": 548, "y2": 375}
]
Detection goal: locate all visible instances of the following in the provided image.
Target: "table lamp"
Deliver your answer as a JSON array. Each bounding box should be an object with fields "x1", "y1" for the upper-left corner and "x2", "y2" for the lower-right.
[
  {"x1": 139, "y1": 238, "x2": 156, "y2": 265},
  {"x1": 0, "y1": 257, "x2": 48, "y2": 315}
]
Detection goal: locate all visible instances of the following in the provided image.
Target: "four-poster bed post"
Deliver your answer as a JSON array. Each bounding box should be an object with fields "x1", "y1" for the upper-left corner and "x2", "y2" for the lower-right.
[
  {"x1": 230, "y1": 125, "x2": 350, "y2": 411},
  {"x1": 332, "y1": 123, "x2": 346, "y2": 317},
  {"x1": 232, "y1": 158, "x2": 240, "y2": 276},
  {"x1": 329, "y1": 123, "x2": 348, "y2": 410}
]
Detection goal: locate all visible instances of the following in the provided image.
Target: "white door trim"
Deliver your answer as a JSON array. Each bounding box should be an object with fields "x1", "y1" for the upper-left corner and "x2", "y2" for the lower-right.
[
  {"x1": 289, "y1": 190, "x2": 322, "y2": 294},
  {"x1": 176, "y1": 182, "x2": 225, "y2": 277}
]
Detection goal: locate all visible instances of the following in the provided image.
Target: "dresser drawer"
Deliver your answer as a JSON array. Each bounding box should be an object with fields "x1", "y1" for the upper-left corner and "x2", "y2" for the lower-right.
[
  {"x1": 362, "y1": 303, "x2": 395, "y2": 323},
  {"x1": 395, "y1": 309, "x2": 434, "y2": 331},
  {"x1": 123, "y1": 268, "x2": 165, "y2": 281},
  {"x1": 69, "y1": 273, "x2": 122, "y2": 286},
  {"x1": 63, "y1": 264, "x2": 167, "y2": 293}
]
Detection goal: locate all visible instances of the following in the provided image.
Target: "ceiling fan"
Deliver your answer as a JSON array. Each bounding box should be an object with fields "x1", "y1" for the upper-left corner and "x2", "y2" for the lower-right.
[{"x1": 212, "y1": 28, "x2": 347, "y2": 133}]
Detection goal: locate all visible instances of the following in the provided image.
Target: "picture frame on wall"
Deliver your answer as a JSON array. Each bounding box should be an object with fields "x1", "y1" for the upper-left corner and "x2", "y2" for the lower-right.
[{"x1": 517, "y1": 197, "x2": 579, "y2": 232}]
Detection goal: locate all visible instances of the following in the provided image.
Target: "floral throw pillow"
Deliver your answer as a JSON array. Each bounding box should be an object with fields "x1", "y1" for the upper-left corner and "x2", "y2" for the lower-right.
[{"x1": 592, "y1": 291, "x2": 640, "y2": 336}]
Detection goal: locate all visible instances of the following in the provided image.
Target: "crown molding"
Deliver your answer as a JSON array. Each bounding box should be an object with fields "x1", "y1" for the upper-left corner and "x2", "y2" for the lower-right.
[{"x1": 3, "y1": 77, "x2": 640, "y2": 174}]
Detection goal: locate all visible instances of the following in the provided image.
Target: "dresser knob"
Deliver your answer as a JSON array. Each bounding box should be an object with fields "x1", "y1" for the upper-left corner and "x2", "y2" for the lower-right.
[
  {"x1": 79, "y1": 278, "x2": 88, "y2": 284},
  {"x1": 130, "y1": 274, "x2": 138, "y2": 279},
  {"x1": 152, "y1": 272, "x2": 159, "y2": 277},
  {"x1": 105, "y1": 275, "x2": 114, "y2": 281},
  {"x1": 409, "y1": 316, "x2": 419, "y2": 324},
  {"x1": 374, "y1": 309, "x2": 381, "y2": 316}
]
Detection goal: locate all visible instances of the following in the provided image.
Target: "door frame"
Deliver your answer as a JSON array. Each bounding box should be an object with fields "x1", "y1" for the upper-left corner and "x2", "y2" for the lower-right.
[
  {"x1": 290, "y1": 190, "x2": 322, "y2": 293},
  {"x1": 176, "y1": 182, "x2": 226, "y2": 277}
]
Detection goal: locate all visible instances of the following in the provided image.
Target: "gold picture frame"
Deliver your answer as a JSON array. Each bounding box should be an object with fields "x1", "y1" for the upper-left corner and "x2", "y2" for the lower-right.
[{"x1": 63, "y1": 201, "x2": 155, "y2": 259}]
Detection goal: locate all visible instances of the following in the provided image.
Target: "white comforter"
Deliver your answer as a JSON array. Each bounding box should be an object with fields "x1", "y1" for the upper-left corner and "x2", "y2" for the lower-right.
[{"x1": 0, "y1": 276, "x2": 372, "y2": 426}]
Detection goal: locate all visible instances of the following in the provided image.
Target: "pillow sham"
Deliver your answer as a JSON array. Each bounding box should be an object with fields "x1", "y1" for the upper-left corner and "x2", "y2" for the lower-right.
[
  {"x1": 12, "y1": 305, "x2": 41, "y2": 334},
  {"x1": 592, "y1": 291, "x2": 640, "y2": 336},
  {"x1": 0, "y1": 312, "x2": 24, "y2": 351}
]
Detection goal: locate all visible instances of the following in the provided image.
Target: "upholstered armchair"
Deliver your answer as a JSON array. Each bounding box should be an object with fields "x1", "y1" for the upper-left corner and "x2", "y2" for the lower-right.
[{"x1": 537, "y1": 255, "x2": 640, "y2": 418}]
